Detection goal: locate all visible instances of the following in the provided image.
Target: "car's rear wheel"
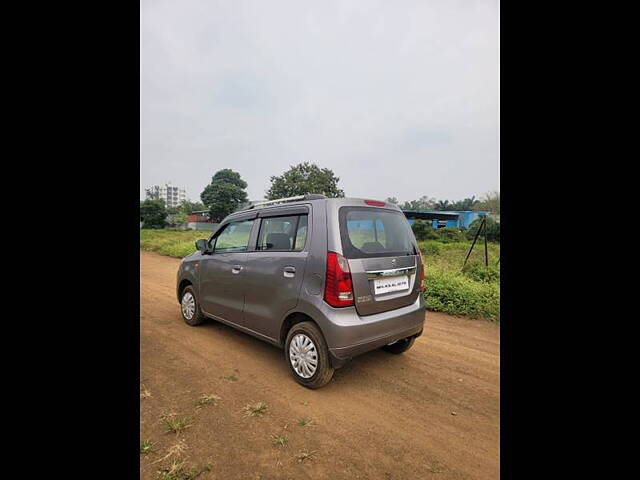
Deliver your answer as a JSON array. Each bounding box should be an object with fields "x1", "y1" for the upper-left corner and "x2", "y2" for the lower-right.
[
  {"x1": 382, "y1": 336, "x2": 415, "y2": 354},
  {"x1": 285, "y1": 321, "x2": 334, "y2": 389},
  {"x1": 180, "y1": 285, "x2": 205, "y2": 326}
]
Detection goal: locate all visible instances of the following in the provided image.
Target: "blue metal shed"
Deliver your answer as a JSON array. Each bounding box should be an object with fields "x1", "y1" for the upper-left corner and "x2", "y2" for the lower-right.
[
  {"x1": 402, "y1": 210, "x2": 488, "y2": 229},
  {"x1": 446, "y1": 211, "x2": 488, "y2": 229}
]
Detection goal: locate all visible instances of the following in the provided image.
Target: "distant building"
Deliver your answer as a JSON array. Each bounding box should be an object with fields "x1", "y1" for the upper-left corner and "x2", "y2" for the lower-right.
[
  {"x1": 186, "y1": 211, "x2": 218, "y2": 231},
  {"x1": 145, "y1": 182, "x2": 187, "y2": 209}
]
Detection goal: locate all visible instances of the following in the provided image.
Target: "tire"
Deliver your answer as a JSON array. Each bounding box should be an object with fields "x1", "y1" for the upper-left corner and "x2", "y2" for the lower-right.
[
  {"x1": 180, "y1": 285, "x2": 205, "y2": 326},
  {"x1": 285, "y1": 321, "x2": 334, "y2": 389},
  {"x1": 382, "y1": 336, "x2": 415, "y2": 354}
]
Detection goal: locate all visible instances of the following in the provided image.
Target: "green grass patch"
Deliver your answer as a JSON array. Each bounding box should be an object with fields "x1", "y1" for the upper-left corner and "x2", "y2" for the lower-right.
[
  {"x1": 140, "y1": 229, "x2": 205, "y2": 258},
  {"x1": 419, "y1": 240, "x2": 500, "y2": 321}
]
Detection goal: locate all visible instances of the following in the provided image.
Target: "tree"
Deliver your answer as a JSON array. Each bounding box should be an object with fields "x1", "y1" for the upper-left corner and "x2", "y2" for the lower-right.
[
  {"x1": 385, "y1": 197, "x2": 399, "y2": 205},
  {"x1": 200, "y1": 169, "x2": 248, "y2": 222},
  {"x1": 178, "y1": 200, "x2": 206, "y2": 214},
  {"x1": 477, "y1": 191, "x2": 500, "y2": 214},
  {"x1": 401, "y1": 196, "x2": 436, "y2": 211},
  {"x1": 140, "y1": 199, "x2": 167, "y2": 229},
  {"x1": 266, "y1": 162, "x2": 344, "y2": 200},
  {"x1": 450, "y1": 196, "x2": 480, "y2": 211},
  {"x1": 434, "y1": 200, "x2": 451, "y2": 210},
  {"x1": 432, "y1": 197, "x2": 480, "y2": 211},
  {"x1": 166, "y1": 212, "x2": 187, "y2": 228}
]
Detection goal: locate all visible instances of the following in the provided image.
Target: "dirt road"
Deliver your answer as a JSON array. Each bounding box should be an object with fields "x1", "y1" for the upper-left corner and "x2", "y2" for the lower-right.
[{"x1": 140, "y1": 251, "x2": 499, "y2": 479}]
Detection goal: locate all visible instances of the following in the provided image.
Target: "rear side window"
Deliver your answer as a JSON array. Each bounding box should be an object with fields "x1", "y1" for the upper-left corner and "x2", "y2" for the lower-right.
[
  {"x1": 213, "y1": 219, "x2": 254, "y2": 253},
  {"x1": 257, "y1": 215, "x2": 308, "y2": 252},
  {"x1": 339, "y1": 207, "x2": 415, "y2": 258}
]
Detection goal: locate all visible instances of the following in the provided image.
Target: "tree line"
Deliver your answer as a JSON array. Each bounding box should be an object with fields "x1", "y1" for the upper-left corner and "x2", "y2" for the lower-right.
[
  {"x1": 140, "y1": 161, "x2": 499, "y2": 229},
  {"x1": 385, "y1": 192, "x2": 500, "y2": 214}
]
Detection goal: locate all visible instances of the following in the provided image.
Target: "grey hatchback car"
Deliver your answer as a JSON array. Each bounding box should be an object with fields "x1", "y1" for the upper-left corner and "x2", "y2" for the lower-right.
[{"x1": 176, "y1": 195, "x2": 426, "y2": 388}]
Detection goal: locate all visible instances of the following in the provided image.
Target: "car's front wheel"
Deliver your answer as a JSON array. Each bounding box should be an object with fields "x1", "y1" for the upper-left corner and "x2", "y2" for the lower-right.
[
  {"x1": 382, "y1": 336, "x2": 415, "y2": 354},
  {"x1": 180, "y1": 285, "x2": 205, "y2": 326},
  {"x1": 285, "y1": 321, "x2": 334, "y2": 389}
]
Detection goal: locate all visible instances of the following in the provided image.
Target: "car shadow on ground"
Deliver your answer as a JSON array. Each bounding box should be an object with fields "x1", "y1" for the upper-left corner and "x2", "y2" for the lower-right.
[{"x1": 190, "y1": 313, "x2": 410, "y2": 387}]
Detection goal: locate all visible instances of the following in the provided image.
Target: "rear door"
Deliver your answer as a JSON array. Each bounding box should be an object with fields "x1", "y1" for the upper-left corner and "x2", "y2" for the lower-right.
[
  {"x1": 338, "y1": 206, "x2": 421, "y2": 316},
  {"x1": 241, "y1": 207, "x2": 310, "y2": 340}
]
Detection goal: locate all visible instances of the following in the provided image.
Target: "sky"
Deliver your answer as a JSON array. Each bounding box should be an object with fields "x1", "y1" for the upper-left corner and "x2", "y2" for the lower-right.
[{"x1": 140, "y1": 0, "x2": 499, "y2": 204}]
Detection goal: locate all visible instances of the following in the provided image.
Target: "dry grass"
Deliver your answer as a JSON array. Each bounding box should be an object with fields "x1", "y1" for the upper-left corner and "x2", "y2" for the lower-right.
[
  {"x1": 141, "y1": 384, "x2": 152, "y2": 400},
  {"x1": 153, "y1": 439, "x2": 188, "y2": 465},
  {"x1": 295, "y1": 450, "x2": 316, "y2": 463},
  {"x1": 243, "y1": 402, "x2": 268, "y2": 417},
  {"x1": 157, "y1": 460, "x2": 211, "y2": 480},
  {"x1": 195, "y1": 394, "x2": 221, "y2": 408}
]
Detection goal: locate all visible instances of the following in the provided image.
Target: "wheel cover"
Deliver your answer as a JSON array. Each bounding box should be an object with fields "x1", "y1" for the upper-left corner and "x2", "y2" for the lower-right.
[
  {"x1": 181, "y1": 292, "x2": 195, "y2": 320},
  {"x1": 289, "y1": 333, "x2": 318, "y2": 378}
]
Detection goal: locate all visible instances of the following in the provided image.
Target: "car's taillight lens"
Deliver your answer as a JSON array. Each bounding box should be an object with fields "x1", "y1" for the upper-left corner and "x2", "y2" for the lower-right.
[
  {"x1": 417, "y1": 250, "x2": 425, "y2": 292},
  {"x1": 324, "y1": 251, "x2": 354, "y2": 307},
  {"x1": 364, "y1": 199, "x2": 386, "y2": 207}
]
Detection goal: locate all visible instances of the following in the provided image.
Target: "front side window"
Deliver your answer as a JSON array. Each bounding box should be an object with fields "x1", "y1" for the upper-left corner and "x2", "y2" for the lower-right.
[
  {"x1": 257, "y1": 215, "x2": 308, "y2": 251},
  {"x1": 213, "y1": 219, "x2": 254, "y2": 253}
]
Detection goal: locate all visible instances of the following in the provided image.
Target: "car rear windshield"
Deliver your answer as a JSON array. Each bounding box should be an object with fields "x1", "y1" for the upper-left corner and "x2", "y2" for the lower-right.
[{"x1": 339, "y1": 207, "x2": 416, "y2": 259}]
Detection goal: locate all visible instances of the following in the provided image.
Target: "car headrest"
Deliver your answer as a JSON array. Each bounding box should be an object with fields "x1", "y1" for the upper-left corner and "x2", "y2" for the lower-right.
[{"x1": 265, "y1": 233, "x2": 291, "y2": 250}]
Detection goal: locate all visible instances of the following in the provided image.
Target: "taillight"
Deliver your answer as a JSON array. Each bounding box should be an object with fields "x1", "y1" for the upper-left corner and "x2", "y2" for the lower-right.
[
  {"x1": 324, "y1": 251, "x2": 354, "y2": 307},
  {"x1": 417, "y1": 250, "x2": 425, "y2": 292},
  {"x1": 364, "y1": 199, "x2": 386, "y2": 207}
]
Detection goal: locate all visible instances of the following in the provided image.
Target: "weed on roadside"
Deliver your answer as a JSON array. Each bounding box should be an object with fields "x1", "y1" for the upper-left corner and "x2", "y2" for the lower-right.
[
  {"x1": 195, "y1": 394, "x2": 221, "y2": 408},
  {"x1": 294, "y1": 450, "x2": 316, "y2": 463},
  {"x1": 271, "y1": 434, "x2": 288, "y2": 448},
  {"x1": 426, "y1": 460, "x2": 445, "y2": 473},
  {"x1": 153, "y1": 439, "x2": 188, "y2": 465},
  {"x1": 157, "y1": 460, "x2": 211, "y2": 480},
  {"x1": 141, "y1": 384, "x2": 152, "y2": 400},
  {"x1": 243, "y1": 402, "x2": 268, "y2": 417},
  {"x1": 297, "y1": 417, "x2": 313, "y2": 427},
  {"x1": 223, "y1": 374, "x2": 237, "y2": 382},
  {"x1": 161, "y1": 413, "x2": 192, "y2": 434},
  {"x1": 141, "y1": 439, "x2": 155, "y2": 455}
]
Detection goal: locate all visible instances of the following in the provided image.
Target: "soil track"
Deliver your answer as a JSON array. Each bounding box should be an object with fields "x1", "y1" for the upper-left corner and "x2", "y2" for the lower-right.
[{"x1": 140, "y1": 251, "x2": 499, "y2": 479}]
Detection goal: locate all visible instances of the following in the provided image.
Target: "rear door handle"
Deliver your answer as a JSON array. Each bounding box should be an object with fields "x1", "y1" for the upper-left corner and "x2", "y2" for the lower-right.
[
  {"x1": 283, "y1": 266, "x2": 296, "y2": 278},
  {"x1": 232, "y1": 265, "x2": 243, "y2": 274}
]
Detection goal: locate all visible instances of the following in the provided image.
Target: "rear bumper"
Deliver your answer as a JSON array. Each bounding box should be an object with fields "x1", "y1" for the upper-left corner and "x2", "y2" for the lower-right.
[{"x1": 327, "y1": 296, "x2": 426, "y2": 366}]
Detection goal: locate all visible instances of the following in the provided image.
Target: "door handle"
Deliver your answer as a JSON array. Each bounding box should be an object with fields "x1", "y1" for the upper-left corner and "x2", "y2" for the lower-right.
[
  {"x1": 283, "y1": 266, "x2": 296, "y2": 278},
  {"x1": 232, "y1": 265, "x2": 243, "y2": 274}
]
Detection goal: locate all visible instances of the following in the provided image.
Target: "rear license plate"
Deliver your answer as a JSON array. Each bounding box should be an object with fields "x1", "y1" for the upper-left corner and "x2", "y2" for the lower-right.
[{"x1": 373, "y1": 276, "x2": 409, "y2": 295}]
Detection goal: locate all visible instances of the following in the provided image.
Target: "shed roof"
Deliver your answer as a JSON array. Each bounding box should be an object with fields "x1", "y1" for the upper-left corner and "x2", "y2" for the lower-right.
[{"x1": 401, "y1": 210, "x2": 460, "y2": 221}]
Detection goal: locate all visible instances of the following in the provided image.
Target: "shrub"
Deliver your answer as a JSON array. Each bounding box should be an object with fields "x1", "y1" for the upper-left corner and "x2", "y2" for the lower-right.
[
  {"x1": 467, "y1": 217, "x2": 500, "y2": 243},
  {"x1": 411, "y1": 221, "x2": 439, "y2": 241},
  {"x1": 434, "y1": 227, "x2": 466, "y2": 243},
  {"x1": 424, "y1": 270, "x2": 499, "y2": 321},
  {"x1": 462, "y1": 262, "x2": 500, "y2": 283}
]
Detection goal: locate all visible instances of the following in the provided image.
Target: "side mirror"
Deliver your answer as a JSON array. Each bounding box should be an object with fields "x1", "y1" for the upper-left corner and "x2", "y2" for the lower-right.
[{"x1": 195, "y1": 239, "x2": 210, "y2": 254}]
